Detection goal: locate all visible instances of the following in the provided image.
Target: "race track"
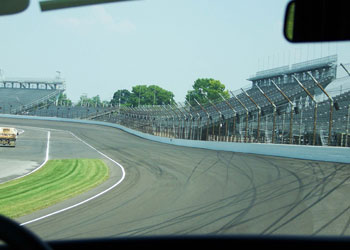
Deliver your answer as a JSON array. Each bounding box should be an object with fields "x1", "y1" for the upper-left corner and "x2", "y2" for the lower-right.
[
  {"x1": 1, "y1": 117, "x2": 350, "y2": 240},
  {"x1": 0, "y1": 126, "x2": 48, "y2": 183}
]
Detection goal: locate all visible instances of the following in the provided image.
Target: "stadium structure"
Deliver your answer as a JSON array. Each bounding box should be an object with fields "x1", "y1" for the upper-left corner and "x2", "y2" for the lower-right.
[
  {"x1": 1, "y1": 54, "x2": 349, "y2": 147},
  {"x1": 0, "y1": 74, "x2": 113, "y2": 118},
  {"x1": 92, "y1": 54, "x2": 350, "y2": 147},
  {"x1": 0, "y1": 76, "x2": 65, "y2": 114}
]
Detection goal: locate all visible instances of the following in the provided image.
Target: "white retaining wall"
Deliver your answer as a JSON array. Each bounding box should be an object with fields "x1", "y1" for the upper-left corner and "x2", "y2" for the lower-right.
[{"x1": 1, "y1": 114, "x2": 349, "y2": 164}]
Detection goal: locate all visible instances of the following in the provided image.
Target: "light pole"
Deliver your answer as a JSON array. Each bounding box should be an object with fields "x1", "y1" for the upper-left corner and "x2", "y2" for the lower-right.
[{"x1": 138, "y1": 86, "x2": 141, "y2": 107}]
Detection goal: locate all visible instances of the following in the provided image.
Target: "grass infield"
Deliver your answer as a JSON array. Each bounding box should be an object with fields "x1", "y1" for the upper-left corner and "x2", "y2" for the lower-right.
[{"x1": 0, "y1": 159, "x2": 109, "y2": 218}]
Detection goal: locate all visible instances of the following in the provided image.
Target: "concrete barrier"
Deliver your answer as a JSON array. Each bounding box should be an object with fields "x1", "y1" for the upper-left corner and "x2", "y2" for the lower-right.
[{"x1": 1, "y1": 114, "x2": 350, "y2": 163}]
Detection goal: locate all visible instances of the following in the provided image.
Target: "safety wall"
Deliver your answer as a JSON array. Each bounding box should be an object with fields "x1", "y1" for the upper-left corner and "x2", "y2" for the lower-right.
[{"x1": 1, "y1": 114, "x2": 349, "y2": 164}]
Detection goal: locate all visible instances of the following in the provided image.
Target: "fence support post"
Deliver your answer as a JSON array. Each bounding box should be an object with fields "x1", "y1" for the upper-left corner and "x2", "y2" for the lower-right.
[
  {"x1": 293, "y1": 75, "x2": 318, "y2": 145},
  {"x1": 271, "y1": 80, "x2": 294, "y2": 144},
  {"x1": 194, "y1": 98, "x2": 210, "y2": 141},
  {"x1": 308, "y1": 71, "x2": 336, "y2": 146},
  {"x1": 219, "y1": 93, "x2": 237, "y2": 142},
  {"x1": 230, "y1": 91, "x2": 249, "y2": 143},
  {"x1": 241, "y1": 88, "x2": 261, "y2": 143},
  {"x1": 256, "y1": 85, "x2": 276, "y2": 143}
]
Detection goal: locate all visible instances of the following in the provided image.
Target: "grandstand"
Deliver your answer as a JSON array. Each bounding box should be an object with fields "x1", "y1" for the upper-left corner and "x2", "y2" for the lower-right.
[
  {"x1": 90, "y1": 54, "x2": 350, "y2": 147},
  {"x1": 27, "y1": 105, "x2": 113, "y2": 119},
  {"x1": 153, "y1": 55, "x2": 337, "y2": 142},
  {"x1": 0, "y1": 76, "x2": 65, "y2": 114},
  {"x1": 2, "y1": 55, "x2": 348, "y2": 147}
]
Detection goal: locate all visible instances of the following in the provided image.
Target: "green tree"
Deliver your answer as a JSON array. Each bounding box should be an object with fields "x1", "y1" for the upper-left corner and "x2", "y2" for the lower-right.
[
  {"x1": 147, "y1": 85, "x2": 174, "y2": 105},
  {"x1": 77, "y1": 94, "x2": 88, "y2": 106},
  {"x1": 128, "y1": 85, "x2": 175, "y2": 106},
  {"x1": 77, "y1": 94, "x2": 103, "y2": 107},
  {"x1": 111, "y1": 89, "x2": 131, "y2": 106},
  {"x1": 101, "y1": 100, "x2": 110, "y2": 107},
  {"x1": 57, "y1": 92, "x2": 72, "y2": 106},
  {"x1": 185, "y1": 78, "x2": 229, "y2": 106},
  {"x1": 91, "y1": 95, "x2": 102, "y2": 107},
  {"x1": 129, "y1": 85, "x2": 148, "y2": 106}
]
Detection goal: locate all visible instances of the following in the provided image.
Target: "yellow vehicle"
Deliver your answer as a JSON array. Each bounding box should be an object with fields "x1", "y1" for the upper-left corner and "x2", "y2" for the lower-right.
[{"x1": 0, "y1": 127, "x2": 18, "y2": 147}]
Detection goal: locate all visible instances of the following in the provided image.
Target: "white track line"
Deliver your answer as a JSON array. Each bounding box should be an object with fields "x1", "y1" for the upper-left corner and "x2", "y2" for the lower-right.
[
  {"x1": 0, "y1": 131, "x2": 50, "y2": 185},
  {"x1": 20, "y1": 131, "x2": 126, "y2": 226}
]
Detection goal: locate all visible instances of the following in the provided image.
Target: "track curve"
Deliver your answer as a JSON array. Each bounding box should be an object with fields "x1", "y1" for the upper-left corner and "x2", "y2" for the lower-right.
[
  {"x1": 0, "y1": 126, "x2": 49, "y2": 183},
  {"x1": 1, "y1": 117, "x2": 350, "y2": 239}
]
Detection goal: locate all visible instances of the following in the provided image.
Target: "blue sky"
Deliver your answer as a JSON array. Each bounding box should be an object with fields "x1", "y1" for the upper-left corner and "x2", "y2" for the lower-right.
[{"x1": 0, "y1": 0, "x2": 349, "y2": 102}]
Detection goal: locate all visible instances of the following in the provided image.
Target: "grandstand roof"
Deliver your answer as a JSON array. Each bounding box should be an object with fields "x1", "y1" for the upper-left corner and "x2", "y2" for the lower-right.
[
  {"x1": 323, "y1": 76, "x2": 350, "y2": 98},
  {"x1": 248, "y1": 55, "x2": 338, "y2": 81},
  {"x1": 0, "y1": 77, "x2": 64, "y2": 84}
]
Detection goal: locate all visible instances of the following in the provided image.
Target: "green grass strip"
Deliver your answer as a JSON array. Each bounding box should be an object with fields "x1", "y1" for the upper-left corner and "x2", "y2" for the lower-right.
[{"x1": 0, "y1": 159, "x2": 109, "y2": 218}]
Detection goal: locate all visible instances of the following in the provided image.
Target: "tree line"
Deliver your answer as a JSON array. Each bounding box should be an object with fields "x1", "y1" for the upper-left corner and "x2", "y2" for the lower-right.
[
  {"x1": 59, "y1": 78, "x2": 230, "y2": 107},
  {"x1": 110, "y1": 85, "x2": 175, "y2": 107}
]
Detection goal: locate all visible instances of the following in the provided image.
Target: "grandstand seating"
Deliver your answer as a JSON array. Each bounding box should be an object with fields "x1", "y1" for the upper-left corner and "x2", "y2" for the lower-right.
[
  {"x1": 0, "y1": 88, "x2": 60, "y2": 114},
  {"x1": 27, "y1": 105, "x2": 113, "y2": 119},
  {"x1": 92, "y1": 73, "x2": 349, "y2": 145},
  {"x1": 2, "y1": 56, "x2": 348, "y2": 146}
]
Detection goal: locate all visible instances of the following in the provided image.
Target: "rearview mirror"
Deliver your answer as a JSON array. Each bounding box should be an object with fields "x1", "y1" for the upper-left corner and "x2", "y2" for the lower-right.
[
  {"x1": 39, "y1": 0, "x2": 135, "y2": 12},
  {"x1": 284, "y1": 0, "x2": 350, "y2": 42},
  {"x1": 0, "y1": 0, "x2": 29, "y2": 15}
]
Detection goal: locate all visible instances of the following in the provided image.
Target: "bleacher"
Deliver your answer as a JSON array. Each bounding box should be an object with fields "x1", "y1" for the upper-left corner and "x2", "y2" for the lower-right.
[
  {"x1": 28, "y1": 105, "x2": 113, "y2": 119},
  {"x1": 0, "y1": 88, "x2": 61, "y2": 114},
  {"x1": 0, "y1": 76, "x2": 65, "y2": 114},
  {"x1": 1, "y1": 56, "x2": 348, "y2": 146},
  {"x1": 98, "y1": 55, "x2": 349, "y2": 145}
]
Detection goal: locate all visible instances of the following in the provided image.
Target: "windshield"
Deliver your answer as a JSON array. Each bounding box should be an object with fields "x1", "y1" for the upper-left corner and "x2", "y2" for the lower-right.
[{"x1": 0, "y1": 0, "x2": 350, "y2": 241}]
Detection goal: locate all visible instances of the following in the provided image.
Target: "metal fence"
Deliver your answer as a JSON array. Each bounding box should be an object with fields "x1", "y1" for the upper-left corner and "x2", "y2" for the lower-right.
[
  {"x1": 91, "y1": 73, "x2": 350, "y2": 147},
  {"x1": 1, "y1": 63, "x2": 349, "y2": 147}
]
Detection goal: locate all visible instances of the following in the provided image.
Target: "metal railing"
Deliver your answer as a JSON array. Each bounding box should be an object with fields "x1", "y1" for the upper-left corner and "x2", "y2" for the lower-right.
[
  {"x1": 88, "y1": 71, "x2": 349, "y2": 147},
  {"x1": 1, "y1": 63, "x2": 349, "y2": 147}
]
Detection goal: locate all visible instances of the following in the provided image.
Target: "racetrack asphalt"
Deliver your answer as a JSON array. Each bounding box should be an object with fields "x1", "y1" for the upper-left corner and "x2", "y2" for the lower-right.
[
  {"x1": 0, "y1": 126, "x2": 47, "y2": 183},
  {"x1": 1, "y1": 117, "x2": 350, "y2": 240}
]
